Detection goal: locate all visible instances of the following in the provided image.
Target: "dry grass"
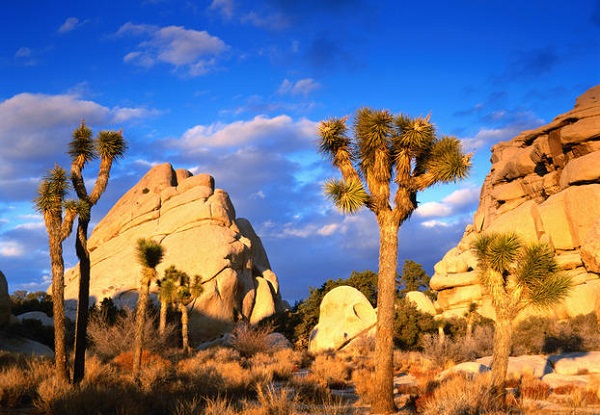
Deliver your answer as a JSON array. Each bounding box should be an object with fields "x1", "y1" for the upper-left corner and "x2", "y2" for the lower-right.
[
  {"x1": 419, "y1": 372, "x2": 509, "y2": 415},
  {"x1": 310, "y1": 353, "x2": 350, "y2": 388}
]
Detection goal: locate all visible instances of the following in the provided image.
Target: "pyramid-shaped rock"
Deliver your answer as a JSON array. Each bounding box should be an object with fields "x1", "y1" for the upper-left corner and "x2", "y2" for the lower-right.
[
  {"x1": 431, "y1": 85, "x2": 600, "y2": 321},
  {"x1": 64, "y1": 163, "x2": 283, "y2": 341}
]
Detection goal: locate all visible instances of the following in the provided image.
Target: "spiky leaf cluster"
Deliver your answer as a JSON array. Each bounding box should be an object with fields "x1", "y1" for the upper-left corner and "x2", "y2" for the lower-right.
[
  {"x1": 317, "y1": 108, "x2": 471, "y2": 220},
  {"x1": 472, "y1": 232, "x2": 572, "y2": 314},
  {"x1": 34, "y1": 165, "x2": 72, "y2": 214},
  {"x1": 96, "y1": 130, "x2": 127, "y2": 160},
  {"x1": 68, "y1": 121, "x2": 96, "y2": 168},
  {"x1": 136, "y1": 238, "x2": 165, "y2": 269}
]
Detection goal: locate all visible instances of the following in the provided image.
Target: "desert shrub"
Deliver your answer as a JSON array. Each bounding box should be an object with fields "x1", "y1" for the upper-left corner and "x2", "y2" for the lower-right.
[
  {"x1": 517, "y1": 373, "x2": 551, "y2": 401},
  {"x1": 351, "y1": 367, "x2": 377, "y2": 405},
  {"x1": 87, "y1": 308, "x2": 176, "y2": 359},
  {"x1": 394, "y1": 297, "x2": 436, "y2": 350},
  {"x1": 421, "y1": 325, "x2": 495, "y2": 367},
  {"x1": 249, "y1": 349, "x2": 301, "y2": 381},
  {"x1": 251, "y1": 382, "x2": 296, "y2": 415},
  {"x1": 0, "y1": 366, "x2": 35, "y2": 407},
  {"x1": 310, "y1": 353, "x2": 350, "y2": 388},
  {"x1": 288, "y1": 374, "x2": 331, "y2": 404},
  {"x1": 229, "y1": 321, "x2": 275, "y2": 358},
  {"x1": 420, "y1": 372, "x2": 510, "y2": 415}
]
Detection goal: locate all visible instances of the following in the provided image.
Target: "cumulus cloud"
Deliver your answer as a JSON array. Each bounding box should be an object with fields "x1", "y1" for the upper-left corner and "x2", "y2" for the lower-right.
[
  {"x1": 0, "y1": 240, "x2": 25, "y2": 257},
  {"x1": 118, "y1": 23, "x2": 228, "y2": 76},
  {"x1": 0, "y1": 92, "x2": 159, "y2": 200},
  {"x1": 416, "y1": 187, "x2": 480, "y2": 219},
  {"x1": 175, "y1": 114, "x2": 316, "y2": 152},
  {"x1": 278, "y1": 78, "x2": 320, "y2": 96}
]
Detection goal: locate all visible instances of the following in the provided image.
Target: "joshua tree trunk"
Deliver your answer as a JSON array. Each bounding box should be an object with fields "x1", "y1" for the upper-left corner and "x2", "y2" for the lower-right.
[
  {"x1": 490, "y1": 313, "x2": 513, "y2": 404},
  {"x1": 49, "y1": 224, "x2": 69, "y2": 382},
  {"x1": 179, "y1": 303, "x2": 190, "y2": 354},
  {"x1": 133, "y1": 271, "x2": 152, "y2": 381},
  {"x1": 72, "y1": 219, "x2": 90, "y2": 384},
  {"x1": 159, "y1": 299, "x2": 168, "y2": 337},
  {"x1": 372, "y1": 214, "x2": 399, "y2": 414}
]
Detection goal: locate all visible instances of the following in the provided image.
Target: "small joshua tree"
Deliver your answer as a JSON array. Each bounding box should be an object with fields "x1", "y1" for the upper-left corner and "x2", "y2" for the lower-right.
[
  {"x1": 132, "y1": 238, "x2": 164, "y2": 381},
  {"x1": 472, "y1": 232, "x2": 572, "y2": 404}
]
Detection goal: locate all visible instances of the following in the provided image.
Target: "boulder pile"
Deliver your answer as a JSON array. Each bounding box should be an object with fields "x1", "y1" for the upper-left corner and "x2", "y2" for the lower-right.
[
  {"x1": 431, "y1": 85, "x2": 600, "y2": 320},
  {"x1": 63, "y1": 163, "x2": 284, "y2": 341}
]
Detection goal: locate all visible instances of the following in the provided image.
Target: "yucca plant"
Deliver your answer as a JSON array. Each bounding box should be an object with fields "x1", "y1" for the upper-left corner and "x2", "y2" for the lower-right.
[
  {"x1": 318, "y1": 109, "x2": 471, "y2": 413},
  {"x1": 471, "y1": 232, "x2": 572, "y2": 403},
  {"x1": 68, "y1": 121, "x2": 127, "y2": 384},
  {"x1": 34, "y1": 165, "x2": 78, "y2": 382},
  {"x1": 132, "y1": 238, "x2": 165, "y2": 381}
]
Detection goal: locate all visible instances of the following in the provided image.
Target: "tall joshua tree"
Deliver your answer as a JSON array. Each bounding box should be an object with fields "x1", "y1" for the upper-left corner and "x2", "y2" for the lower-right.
[
  {"x1": 318, "y1": 109, "x2": 471, "y2": 413},
  {"x1": 133, "y1": 238, "x2": 164, "y2": 381},
  {"x1": 68, "y1": 121, "x2": 127, "y2": 384},
  {"x1": 472, "y1": 232, "x2": 572, "y2": 404},
  {"x1": 34, "y1": 166, "x2": 78, "y2": 382}
]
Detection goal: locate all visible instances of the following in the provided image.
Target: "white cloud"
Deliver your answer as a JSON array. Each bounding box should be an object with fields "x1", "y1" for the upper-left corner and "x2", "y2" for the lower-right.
[
  {"x1": 0, "y1": 240, "x2": 25, "y2": 257},
  {"x1": 416, "y1": 187, "x2": 480, "y2": 218},
  {"x1": 15, "y1": 47, "x2": 32, "y2": 58},
  {"x1": 58, "y1": 17, "x2": 83, "y2": 34},
  {"x1": 118, "y1": 23, "x2": 228, "y2": 76},
  {"x1": 278, "y1": 78, "x2": 320, "y2": 96},
  {"x1": 177, "y1": 114, "x2": 317, "y2": 152},
  {"x1": 421, "y1": 219, "x2": 452, "y2": 228}
]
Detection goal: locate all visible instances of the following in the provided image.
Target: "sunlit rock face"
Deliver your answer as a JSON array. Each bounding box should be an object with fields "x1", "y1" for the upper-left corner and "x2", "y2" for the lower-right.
[
  {"x1": 431, "y1": 85, "x2": 600, "y2": 321},
  {"x1": 63, "y1": 163, "x2": 284, "y2": 342}
]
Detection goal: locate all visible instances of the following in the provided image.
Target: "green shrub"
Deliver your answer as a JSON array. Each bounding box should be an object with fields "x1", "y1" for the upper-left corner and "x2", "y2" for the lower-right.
[{"x1": 394, "y1": 297, "x2": 436, "y2": 350}]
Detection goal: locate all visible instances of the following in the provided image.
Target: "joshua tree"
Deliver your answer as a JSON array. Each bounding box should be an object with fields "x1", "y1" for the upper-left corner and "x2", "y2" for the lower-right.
[
  {"x1": 318, "y1": 109, "x2": 471, "y2": 413},
  {"x1": 177, "y1": 272, "x2": 203, "y2": 354},
  {"x1": 132, "y1": 238, "x2": 165, "y2": 381},
  {"x1": 156, "y1": 266, "x2": 179, "y2": 337},
  {"x1": 472, "y1": 232, "x2": 572, "y2": 403},
  {"x1": 68, "y1": 121, "x2": 127, "y2": 384},
  {"x1": 157, "y1": 265, "x2": 203, "y2": 353},
  {"x1": 34, "y1": 165, "x2": 78, "y2": 382}
]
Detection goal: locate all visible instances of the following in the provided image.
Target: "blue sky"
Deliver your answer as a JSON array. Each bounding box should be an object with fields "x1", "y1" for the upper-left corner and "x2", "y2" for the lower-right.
[{"x1": 1, "y1": 0, "x2": 599, "y2": 302}]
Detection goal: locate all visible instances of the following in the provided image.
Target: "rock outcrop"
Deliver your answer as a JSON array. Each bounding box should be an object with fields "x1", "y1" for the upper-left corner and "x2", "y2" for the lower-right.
[
  {"x1": 0, "y1": 271, "x2": 10, "y2": 327},
  {"x1": 431, "y1": 85, "x2": 600, "y2": 321},
  {"x1": 308, "y1": 286, "x2": 377, "y2": 353},
  {"x1": 63, "y1": 163, "x2": 284, "y2": 341}
]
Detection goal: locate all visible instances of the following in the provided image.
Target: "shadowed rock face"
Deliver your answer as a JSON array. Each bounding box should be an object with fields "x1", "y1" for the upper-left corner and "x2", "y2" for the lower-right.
[
  {"x1": 0, "y1": 271, "x2": 10, "y2": 327},
  {"x1": 63, "y1": 163, "x2": 283, "y2": 341},
  {"x1": 431, "y1": 85, "x2": 600, "y2": 321}
]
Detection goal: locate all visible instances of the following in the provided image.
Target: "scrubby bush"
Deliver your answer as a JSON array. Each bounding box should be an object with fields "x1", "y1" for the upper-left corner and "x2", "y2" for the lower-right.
[
  {"x1": 394, "y1": 297, "x2": 436, "y2": 350},
  {"x1": 228, "y1": 321, "x2": 275, "y2": 358}
]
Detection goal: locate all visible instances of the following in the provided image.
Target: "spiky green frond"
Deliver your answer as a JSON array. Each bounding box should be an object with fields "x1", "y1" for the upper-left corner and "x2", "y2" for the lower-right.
[
  {"x1": 135, "y1": 238, "x2": 165, "y2": 269},
  {"x1": 96, "y1": 130, "x2": 127, "y2": 160},
  {"x1": 525, "y1": 272, "x2": 572, "y2": 310},
  {"x1": 421, "y1": 136, "x2": 471, "y2": 184},
  {"x1": 324, "y1": 178, "x2": 368, "y2": 214},
  {"x1": 68, "y1": 121, "x2": 96, "y2": 166},
  {"x1": 393, "y1": 114, "x2": 435, "y2": 153},
  {"x1": 472, "y1": 232, "x2": 522, "y2": 275},
  {"x1": 354, "y1": 108, "x2": 393, "y2": 175},
  {"x1": 318, "y1": 117, "x2": 351, "y2": 158},
  {"x1": 34, "y1": 165, "x2": 71, "y2": 213}
]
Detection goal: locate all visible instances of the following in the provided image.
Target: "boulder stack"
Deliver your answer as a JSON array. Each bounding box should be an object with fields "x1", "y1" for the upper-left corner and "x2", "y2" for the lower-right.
[
  {"x1": 63, "y1": 163, "x2": 284, "y2": 341},
  {"x1": 431, "y1": 85, "x2": 600, "y2": 321}
]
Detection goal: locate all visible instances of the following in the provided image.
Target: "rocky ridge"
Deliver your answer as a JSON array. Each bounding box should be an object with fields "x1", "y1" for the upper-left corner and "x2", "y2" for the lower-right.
[
  {"x1": 63, "y1": 163, "x2": 283, "y2": 341},
  {"x1": 430, "y1": 85, "x2": 600, "y2": 321}
]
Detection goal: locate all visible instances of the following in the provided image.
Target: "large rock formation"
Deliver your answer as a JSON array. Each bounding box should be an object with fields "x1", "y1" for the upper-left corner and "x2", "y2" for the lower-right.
[
  {"x1": 431, "y1": 85, "x2": 600, "y2": 321},
  {"x1": 0, "y1": 271, "x2": 10, "y2": 327},
  {"x1": 63, "y1": 163, "x2": 284, "y2": 341}
]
